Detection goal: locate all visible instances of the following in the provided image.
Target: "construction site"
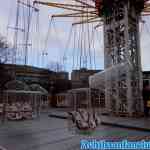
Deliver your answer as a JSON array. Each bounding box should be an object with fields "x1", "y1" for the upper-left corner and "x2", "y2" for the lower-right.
[{"x1": 1, "y1": 0, "x2": 150, "y2": 150}]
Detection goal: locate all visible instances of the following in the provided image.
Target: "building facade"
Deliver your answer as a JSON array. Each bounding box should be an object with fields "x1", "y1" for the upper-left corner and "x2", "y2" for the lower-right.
[
  {"x1": 0, "y1": 64, "x2": 70, "y2": 94},
  {"x1": 71, "y1": 68, "x2": 102, "y2": 89}
]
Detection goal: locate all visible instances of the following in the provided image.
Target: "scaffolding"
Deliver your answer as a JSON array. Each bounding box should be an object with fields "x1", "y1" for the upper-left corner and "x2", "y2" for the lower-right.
[
  {"x1": 102, "y1": 0, "x2": 144, "y2": 116},
  {"x1": 90, "y1": 62, "x2": 134, "y2": 115}
]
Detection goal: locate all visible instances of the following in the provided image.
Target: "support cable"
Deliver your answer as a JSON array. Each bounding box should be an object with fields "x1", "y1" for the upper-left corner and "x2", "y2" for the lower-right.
[
  {"x1": 24, "y1": 0, "x2": 33, "y2": 65},
  {"x1": 77, "y1": 24, "x2": 81, "y2": 69},
  {"x1": 80, "y1": 11, "x2": 84, "y2": 69},
  {"x1": 92, "y1": 27, "x2": 96, "y2": 69},
  {"x1": 87, "y1": 12, "x2": 92, "y2": 69},
  {"x1": 42, "y1": 18, "x2": 52, "y2": 67},
  {"x1": 62, "y1": 26, "x2": 74, "y2": 71},
  {"x1": 35, "y1": 8, "x2": 40, "y2": 67},
  {"x1": 13, "y1": 0, "x2": 20, "y2": 64},
  {"x1": 72, "y1": 26, "x2": 77, "y2": 70}
]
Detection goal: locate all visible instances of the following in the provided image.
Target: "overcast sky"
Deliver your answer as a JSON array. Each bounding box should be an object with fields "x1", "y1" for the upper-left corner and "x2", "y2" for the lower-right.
[{"x1": 0, "y1": 0, "x2": 150, "y2": 72}]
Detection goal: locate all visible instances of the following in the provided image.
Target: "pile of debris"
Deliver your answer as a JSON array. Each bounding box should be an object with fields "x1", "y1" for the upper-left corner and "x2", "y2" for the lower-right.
[
  {"x1": 68, "y1": 109, "x2": 101, "y2": 131},
  {"x1": 0, "y1": 102, "x2": 33, "y2": 121}
]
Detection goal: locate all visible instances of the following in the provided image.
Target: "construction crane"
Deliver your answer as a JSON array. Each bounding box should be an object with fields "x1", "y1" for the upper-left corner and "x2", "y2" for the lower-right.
[{"x1": 33, "y1": 0, "x2": 150, "y2": 117}]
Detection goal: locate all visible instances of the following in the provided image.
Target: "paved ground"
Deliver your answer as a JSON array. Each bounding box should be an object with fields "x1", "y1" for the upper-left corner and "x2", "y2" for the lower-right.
[
  {"x1": 0, "y1": 113, "x2": 150, "y2": 150},
  {"x1": 101, "y1": 115, "x2": 150, "y2": 131},
  {"x1": 49, "y1": 108, "x2": 150, "y2": 131}
]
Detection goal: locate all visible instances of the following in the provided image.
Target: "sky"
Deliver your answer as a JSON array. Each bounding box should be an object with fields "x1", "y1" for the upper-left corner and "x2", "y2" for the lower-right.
[{"x1": 0, "y1": 0, "x2": 150, "y2": 72}]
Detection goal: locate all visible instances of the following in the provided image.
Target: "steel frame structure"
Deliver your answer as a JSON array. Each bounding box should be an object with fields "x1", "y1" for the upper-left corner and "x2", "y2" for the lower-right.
[
  {"x1": 103, "y1": 0, "x2": 144, "y2": 116},
  {"x1": 34, "y1": 0, "x2": 150, "y2": 116}
]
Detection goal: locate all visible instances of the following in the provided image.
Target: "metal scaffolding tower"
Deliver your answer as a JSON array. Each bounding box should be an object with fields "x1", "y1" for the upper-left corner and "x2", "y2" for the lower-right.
[{"x1": 103, "y1": 0, "x2": 144, "y2": 116}]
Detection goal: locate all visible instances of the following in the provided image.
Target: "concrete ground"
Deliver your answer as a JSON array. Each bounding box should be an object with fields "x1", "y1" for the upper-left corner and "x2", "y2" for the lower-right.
[
  {"x1": 49, "y1": 108, "x2": 150, "y2": 131},
  {"x1": 0, "y1": 113, "x2": 150, "y2": 150},
  {"x1": 101, "y1": 115, "x2": 150, "y2": 131}
]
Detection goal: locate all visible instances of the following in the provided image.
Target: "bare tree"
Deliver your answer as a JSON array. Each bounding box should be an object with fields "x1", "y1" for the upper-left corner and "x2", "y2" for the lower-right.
[
  {"x1": 0, "y1": 36, "x2": 8, "y2": 48},
  {"x1": 0, "y1": 34, "x2": 11, "y2": 95},
  {"x1": 0, "y1": 34, "x2": 9, "y2": 64}
]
